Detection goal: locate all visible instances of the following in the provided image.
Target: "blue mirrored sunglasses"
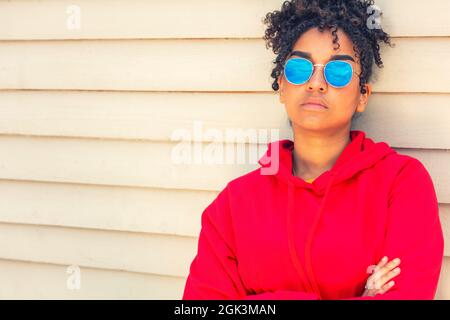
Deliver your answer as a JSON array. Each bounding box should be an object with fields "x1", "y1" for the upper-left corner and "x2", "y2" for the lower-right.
[{"x1": 284, "y1": 57, "x2": 358, "y2": 88}]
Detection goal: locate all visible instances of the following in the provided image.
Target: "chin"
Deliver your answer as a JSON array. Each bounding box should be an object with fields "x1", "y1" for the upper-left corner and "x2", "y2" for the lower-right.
[{"x1": 291, "y1": 120, "x2": 326, "y2": 130}]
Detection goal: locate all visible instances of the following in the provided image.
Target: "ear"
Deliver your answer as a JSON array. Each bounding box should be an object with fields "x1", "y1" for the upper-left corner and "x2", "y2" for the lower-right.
[
  {"x1": 355, "y1": 83, "x2": 372, "y2": 113},
  {"x1": 277, "y1": 75, "x2": 285, "y2": 104}
]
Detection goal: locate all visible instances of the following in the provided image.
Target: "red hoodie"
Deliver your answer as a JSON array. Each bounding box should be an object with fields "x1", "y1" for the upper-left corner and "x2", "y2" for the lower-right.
[{"x1": 182, "y1": 130, "x2": 444, "y2": 300}]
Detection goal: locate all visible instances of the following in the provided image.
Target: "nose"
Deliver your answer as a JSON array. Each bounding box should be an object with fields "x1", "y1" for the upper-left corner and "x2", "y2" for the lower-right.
[{"x1": 306, "y1": 65, "x2": 328, "y2": 93}]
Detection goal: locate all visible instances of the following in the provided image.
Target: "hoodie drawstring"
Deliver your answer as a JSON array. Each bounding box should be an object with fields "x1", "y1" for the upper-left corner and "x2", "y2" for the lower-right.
[
  {"x1": 287, "y1": 181, "x2": 313, "y2": 293},
  {"x1": 288, "y1": 171, "x2": 336, "y2": 300}
]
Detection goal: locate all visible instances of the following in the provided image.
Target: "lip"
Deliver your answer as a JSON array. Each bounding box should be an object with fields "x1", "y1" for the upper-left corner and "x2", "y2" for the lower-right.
[
  {"x1": 301, "y1": 103, "x2": 328, "y2": 111},
  {"x1": 301, "y1": 98, "x2": 328, "y2": 111}
]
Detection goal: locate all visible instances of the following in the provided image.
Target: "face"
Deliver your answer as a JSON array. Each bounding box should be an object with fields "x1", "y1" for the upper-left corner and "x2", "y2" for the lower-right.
[{"x1": 277, "y1": 27, "x2": 372, "y2": 132}]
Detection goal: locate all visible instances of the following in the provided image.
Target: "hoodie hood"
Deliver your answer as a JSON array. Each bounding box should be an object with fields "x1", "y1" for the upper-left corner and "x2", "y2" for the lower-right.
[
  {"x1": 257, "y1": 130, "x2": 397, "y2": 299},
  {"x1": 258, "y1": 130, "x2": 396, "y2": 193}
]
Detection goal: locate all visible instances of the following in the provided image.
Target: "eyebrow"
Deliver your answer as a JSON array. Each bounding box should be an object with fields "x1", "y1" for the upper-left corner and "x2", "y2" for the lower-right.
[{"x1": 288, "y1": 50, "x2": 355, "y2": 62}]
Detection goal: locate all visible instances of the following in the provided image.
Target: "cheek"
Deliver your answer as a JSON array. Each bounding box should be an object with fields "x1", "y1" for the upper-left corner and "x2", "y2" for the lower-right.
[
  {"x1": 331, "y1": 77, "x2": 361, "y2": 105},
  {"x1": 283, "y1": 86, "x2": 302, "y2": 107},
  {"x1": 327, "y1": 88, "x2": 360, "y2": 116}
]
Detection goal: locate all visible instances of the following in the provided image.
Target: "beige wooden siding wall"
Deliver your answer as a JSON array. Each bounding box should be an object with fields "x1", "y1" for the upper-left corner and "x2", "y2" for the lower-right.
[{"x1": 0, "y1": 0, "x2": 448, "y2": 299}]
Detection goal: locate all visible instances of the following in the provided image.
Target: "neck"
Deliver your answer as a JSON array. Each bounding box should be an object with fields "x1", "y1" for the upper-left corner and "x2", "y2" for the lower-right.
[{"x1": 291, "y1": 126, "x2": 351, "y2": 179}]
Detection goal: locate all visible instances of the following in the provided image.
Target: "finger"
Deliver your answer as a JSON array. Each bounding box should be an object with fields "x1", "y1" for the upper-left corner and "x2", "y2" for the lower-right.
[
  {"x1": 378, "y1": 258, "x2": 401, "y2": 277},
  {"x1": 378, "y1": 267, "x2": 401, "y2": 286},
  {"x1": 366, "y1": 257, "x2": 390, "y2": 286},
  {"x1": 365, "y1": 257, "x2": 399, "y2": 290},
  {"x1": 369, "y1": 256, "x2": 388, "y2": 275},
  {"x1": 373, "y1": 266, "x2": 401, "y2": 290},
  {"x1": 366, "y1": 265, "x2": 377, "y2": 274},
  {"x1": 376, "y1": 280, "x2": 395, "y2": 295},
  {"x1": 372, "y1": 258, "x2": 401, "y2": 283}
]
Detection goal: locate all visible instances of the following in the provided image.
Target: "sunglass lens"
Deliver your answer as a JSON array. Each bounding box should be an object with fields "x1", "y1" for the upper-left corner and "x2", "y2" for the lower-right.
[
  {"x1": 324, "y1": 60, "x2": 353, "y2": 88},
  {"x1": 284, "y1": 58, "x2": 313, "y2": 85}
]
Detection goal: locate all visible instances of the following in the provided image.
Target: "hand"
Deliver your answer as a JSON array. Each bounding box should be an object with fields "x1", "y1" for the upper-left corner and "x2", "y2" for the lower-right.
[{"x1": 361, "y1": 256, "x2": 401, "y2": 297}]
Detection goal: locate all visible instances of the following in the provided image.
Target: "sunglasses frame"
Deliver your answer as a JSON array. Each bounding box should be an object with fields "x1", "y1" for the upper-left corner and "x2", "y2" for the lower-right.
[{"x1": 283, "y1": 57, "x2": 359, "y2": 88}]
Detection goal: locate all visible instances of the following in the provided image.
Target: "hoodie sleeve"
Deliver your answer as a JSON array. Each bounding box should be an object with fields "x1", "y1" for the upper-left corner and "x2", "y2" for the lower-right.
[
  {"x1": 182, "y1": 185, "x2": 320, "y2": 300},
  {"x1": 343, "y1": 159, "x2": 445, "y2": 300}
]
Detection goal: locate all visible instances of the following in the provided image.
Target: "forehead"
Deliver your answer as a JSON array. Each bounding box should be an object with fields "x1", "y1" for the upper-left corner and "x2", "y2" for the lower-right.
[{"x1": 292, "y1": 27, "x2": 357, "y2": 61}]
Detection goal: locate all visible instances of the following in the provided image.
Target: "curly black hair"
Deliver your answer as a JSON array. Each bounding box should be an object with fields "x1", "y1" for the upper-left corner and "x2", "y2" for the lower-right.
[{"x1": 263, "y1": 0, "x2": 394, "y2": 95}]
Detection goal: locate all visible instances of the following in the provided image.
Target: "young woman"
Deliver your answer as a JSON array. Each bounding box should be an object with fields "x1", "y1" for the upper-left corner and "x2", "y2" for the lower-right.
[{"x1": 182, "y1": 0, "x2": 444, "y2": 300}]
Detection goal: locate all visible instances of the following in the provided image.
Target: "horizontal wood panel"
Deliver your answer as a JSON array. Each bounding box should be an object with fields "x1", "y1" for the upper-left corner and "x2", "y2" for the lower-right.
[
  {"x1": 400, "y1": 148, "x2": 450, "y2": 204},
  {"x1": 0, "y1": 180, "x2": 215, "y2": 237},
  {"x1": 436, "y1": 256, "x2": 450, "y2": 300},
  {"x1": 0, "y1": 0, "x2": 449, "y2": 40},
  {"x1": 351, "y1": 94, "x2": 450, "y2": 149},
  {"x1": 440, "y1": 205, "x2": 450, "y2": 258},
  {"x1": 0, "y1": 222, "x2": 197, "y2": 277},
  {"x1": 0, "y1": 179, "x2": 447, "y2": 239},
  {"x1": 0, "y1": 258, "x2": 184, "y2": 299},
  {"x1": 0, "y1": 38, "x2": 449, "y2": 92},
  {"x1": 0, "y1": 136, "x2": 448, "y2": 201},
  {"x1": 0, "y1": 136, "x2": 255, "y2": 192},
  {"x1": 0, "y1": 91, "x2": 449, "y2": 149},
  {"x1": 0, "y1": 180, "x2": 448, "y2": 239}
]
